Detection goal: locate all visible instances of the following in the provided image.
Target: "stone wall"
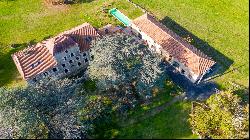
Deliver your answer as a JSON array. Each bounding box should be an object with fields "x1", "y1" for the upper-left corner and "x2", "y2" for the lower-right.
[{"x1": 28, "y1": 45, "x2": 91, "y2": 84}]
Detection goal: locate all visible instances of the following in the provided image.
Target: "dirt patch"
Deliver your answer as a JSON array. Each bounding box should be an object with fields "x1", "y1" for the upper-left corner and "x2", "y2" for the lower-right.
[{"x1": 43, "y1": 0, "x2": 70, "y2": 11}]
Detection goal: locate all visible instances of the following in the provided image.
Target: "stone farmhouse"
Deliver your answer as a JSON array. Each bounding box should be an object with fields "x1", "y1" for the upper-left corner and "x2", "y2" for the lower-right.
[
  {"x1": 12, "y1": 13, "x2": 215, "y2": 84},
  {"x1": 130, "y1": 14, "x2": 216, "y2": 83},
  {"x1": 12, "y1": 23, "x2": 99, "y2": 84}
]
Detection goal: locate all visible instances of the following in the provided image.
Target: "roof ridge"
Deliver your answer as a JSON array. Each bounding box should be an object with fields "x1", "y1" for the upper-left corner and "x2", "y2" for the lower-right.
[{"x1": 145, "y1": 14, "x2": 212, "y2": 61}]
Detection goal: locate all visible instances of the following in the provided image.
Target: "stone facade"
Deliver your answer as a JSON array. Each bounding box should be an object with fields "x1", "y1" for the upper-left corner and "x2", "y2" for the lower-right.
[{"x1": 27, "y1": 44, "x2": 91, "y2": 84}]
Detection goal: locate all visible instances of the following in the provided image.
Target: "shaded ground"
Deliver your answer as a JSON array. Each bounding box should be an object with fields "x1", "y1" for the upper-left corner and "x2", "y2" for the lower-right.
[
  {"x1": 163, "y1": 62, "x2": 219, "y2": 100},
  {"x1": 117, "y1": 100, "x2": 198, "y2": 139}
]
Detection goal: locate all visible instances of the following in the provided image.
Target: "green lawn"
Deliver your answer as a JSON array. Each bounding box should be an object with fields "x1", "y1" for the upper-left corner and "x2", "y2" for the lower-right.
[
  {"x1": 131, "y1": 0, "x2": 249, "y2": 89},
  {"x1": 0, "y1": 0, "x2": 143, "y2": 87},
  {"x1": 92, "y1": 79, "x2": 198, "y2": 139},
  {"x1": 117, "y1": 101, "x2": 198, "y2": 139}
]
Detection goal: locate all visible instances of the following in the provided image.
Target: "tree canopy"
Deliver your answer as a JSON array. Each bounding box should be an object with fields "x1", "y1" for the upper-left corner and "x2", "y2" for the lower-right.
[
  {"x1": 189, "y1": 91, "x2": 249, "y2": 139},
  {"x1": 88, "y1": 33, "x2": 166, "y2": 99},
  {"x1": 0, "y1": 78, "x2": 93, "y2": 139}
]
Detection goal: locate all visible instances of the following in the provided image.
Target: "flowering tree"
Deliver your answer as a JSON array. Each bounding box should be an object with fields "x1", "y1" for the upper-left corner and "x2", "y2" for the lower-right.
[
  {"x1": 88, "y1": 33, "x2": 166, "y2": 100},
  {"x1": 189, "y1": 91, "x2": 249, "y2": 139}
]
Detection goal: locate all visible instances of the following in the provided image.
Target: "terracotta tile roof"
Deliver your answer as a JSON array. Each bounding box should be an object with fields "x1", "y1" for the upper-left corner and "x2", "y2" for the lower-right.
[
  {"x1": 132, "y1": 14, "x2": 215, "y2": 75},
  {"x1": 12, "y1": 23, "x2": 100, "y2": 80},
  {"x1": 45, "y1": 35, "x2": 77, "y2": 55},
  {"x1": 63, "y1": 23, "x2": 100, "y2": 52},
  {"x1": 12, "y1": 43, "x2": 57, "y2": 80}
]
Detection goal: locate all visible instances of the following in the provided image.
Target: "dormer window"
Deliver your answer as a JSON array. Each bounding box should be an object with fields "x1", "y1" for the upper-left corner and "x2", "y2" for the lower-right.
[
  {"x1": 71, "y1": 53, "x2": 74, "y2": 57},
  {"x1": 65, "y1": 50, "x2": 68, "y2": 53},
  {"x1": 78, "y1": 62, "x2": 82, "y2": 66},
  {"x1": 64, "y1": 56, "x2": 67, "y2": 61},
  {"x1": 62, "y1": 64, "x2": 66, "y2": 67},
  {"x1": 76, "y1": 57, "x2": 79, "y2": 60}
]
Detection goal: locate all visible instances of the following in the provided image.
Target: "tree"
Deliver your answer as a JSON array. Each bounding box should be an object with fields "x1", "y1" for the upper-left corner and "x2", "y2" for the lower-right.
[
  {"x1": 189, "y1": 91, "x2": 249, "y2": 139},
  {"x1": 0, "y1": 78, "x2": 90, "y2": 139},
  {"x1": 88, "y1": 33, "x2": 166, "y2": 100}
]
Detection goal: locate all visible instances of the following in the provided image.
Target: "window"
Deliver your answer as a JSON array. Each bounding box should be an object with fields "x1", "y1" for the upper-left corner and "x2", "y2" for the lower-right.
[
  {"x1": 64, "y1": 56, "x2": 67, "y2": 61},
  {"x1": 69, "y1": 60, "x2": 73, "y2": 64},
  {"x1": 188, "y1": 74, "x2": 193, "y2": 79},
  {"x1": 85, "y1": 36, "x2": 92, "y2": 42},
  {"x1": 64, "y1": 69, "x2": 69, "y2": 73},
  {"x1": 181, "y1": 69, "x2": 185, "y2": 74},
  {"x1": 71, "y1": 53, "x2": 74, "y2": 57},
  {"x1": 85, "y1": 58, "x2": 88, "y2": 63},
  {"x1": 138, "y1": 33, "x2": 142, "y2": 39},
  {"x1": 83, "y1": 53, "x2": 86, "y2": 57},
  {"x1": 172, "y1": 61, "x2": 180, "y2": 68},
  {"x1": 168, "y1": 55, "x2": 173, "y2": 61},
  {"x1": 43, "y1": 72, "x2": 49, "y2": 77},
  {"x1": 53, "y1": 68, "x2": 58, "y2": 72},
  {"x1": 76, "y1": 57, "x2": 79, "y2": 60},
  {"x1": 104, "y1": 28, "x2": 109, "y2": 34},
  {"x1": 32, "y1": 77, "x2": 37, "y2": 82},
  {"x1": 65, "y1": 50, "x2": 68, "y2": 53},
  {"x1": 62, "y1": 64, "x2": 66, "y2": 67},
  {"x1": 91, "y1": 55, "x2": 94, "y2": 60},
  {"x1": 78, "y1": 62, "x2": 82, "y2": 66}
]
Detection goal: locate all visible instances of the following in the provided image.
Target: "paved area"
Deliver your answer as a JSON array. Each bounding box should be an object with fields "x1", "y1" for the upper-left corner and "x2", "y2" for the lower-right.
[{"x1": 163, "y1": 62, "x2": 219, "y2": 101}]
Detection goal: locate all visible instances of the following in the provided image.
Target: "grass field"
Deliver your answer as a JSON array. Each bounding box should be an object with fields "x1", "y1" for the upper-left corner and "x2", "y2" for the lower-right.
[
  {"x1": 131, "y1": 0, "x2": 249, "y2": 89},
  {"x1": 117, "y1": 101, "x2": 198, "y2": 139},
  {"x1": 0, "y1": 0, "x2": 143, "y2": 87}
]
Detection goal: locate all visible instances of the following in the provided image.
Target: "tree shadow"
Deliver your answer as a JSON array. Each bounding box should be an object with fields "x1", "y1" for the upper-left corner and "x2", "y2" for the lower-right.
[
  {"x1": 160, "y1": 16, "x2": 234, "y2": 81},
  {"x1": 232, "y1": 85, "x2": 249, "y2": 104},
  {"x1": 0, "y1": 46, "x2": 21, "y2": 87}
]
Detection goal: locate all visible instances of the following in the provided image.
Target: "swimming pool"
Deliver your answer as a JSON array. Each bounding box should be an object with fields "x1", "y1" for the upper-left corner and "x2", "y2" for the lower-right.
[{"x1": 109, "y1": 8, "x2": 131, "y2": 26}]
